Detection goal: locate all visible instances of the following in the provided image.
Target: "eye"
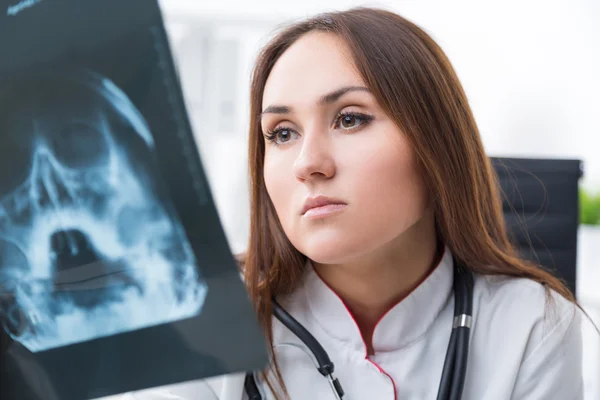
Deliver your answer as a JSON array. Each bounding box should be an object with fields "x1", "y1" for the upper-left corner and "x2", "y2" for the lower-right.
[
  {"x1": 335, "y1": 112, "x2": 373, "y2": 131},
  {"x1": 275, "y1": 129, "x2": 293, "y2": 143},
  {"x1": 52, "y1": 120, "x2": 110, "y2": 168},
  {"x1": 264, "y1": 127, "x2": 298, "y2": 146}
]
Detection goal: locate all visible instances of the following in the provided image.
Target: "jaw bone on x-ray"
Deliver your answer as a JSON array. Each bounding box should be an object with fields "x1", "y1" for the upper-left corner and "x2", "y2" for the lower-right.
[{"x1": 0, "y1": 67, "x2": 208, "y2": 353}]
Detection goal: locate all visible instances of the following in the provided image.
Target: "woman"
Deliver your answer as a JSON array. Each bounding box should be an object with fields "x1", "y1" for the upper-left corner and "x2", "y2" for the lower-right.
[{"x1": 136, "y1": 6, "x2": 583, "y2": 400}]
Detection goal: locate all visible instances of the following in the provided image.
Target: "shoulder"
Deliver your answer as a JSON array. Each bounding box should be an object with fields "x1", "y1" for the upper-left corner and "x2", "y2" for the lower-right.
[
  {"x1": 471, "y1": 273, "x2": 584, "y2": 397},
  {"x1": 473, "y1": 272, "x2": 582, "y2": 363},
  {"x1": 475, "y1": 273, "x2": 578, "y2": 324}
]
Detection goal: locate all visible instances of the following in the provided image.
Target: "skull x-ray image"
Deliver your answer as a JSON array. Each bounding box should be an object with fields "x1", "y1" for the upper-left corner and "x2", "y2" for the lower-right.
[
  {"x1": 0, "y1": 1, "x2": 268, "y2": 399},
  {"x1": 0, "y1": 67, "x2": 208, "y2": 352}
]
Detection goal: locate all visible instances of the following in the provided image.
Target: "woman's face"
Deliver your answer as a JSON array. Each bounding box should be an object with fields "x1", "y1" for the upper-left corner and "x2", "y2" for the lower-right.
[{"x1": 261, "y1": 32, "x2": 430, "y2": 265}]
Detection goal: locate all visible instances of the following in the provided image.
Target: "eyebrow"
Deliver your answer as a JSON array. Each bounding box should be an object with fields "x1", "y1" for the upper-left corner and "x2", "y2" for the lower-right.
[{"x1": 260, "y1": 86, "x2": 370, "y2": 116}]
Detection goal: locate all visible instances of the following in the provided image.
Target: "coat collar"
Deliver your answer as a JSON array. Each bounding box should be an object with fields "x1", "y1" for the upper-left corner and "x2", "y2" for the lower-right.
[{"x1": 300, "y1": 246, "x2": 454, "y2": 354}]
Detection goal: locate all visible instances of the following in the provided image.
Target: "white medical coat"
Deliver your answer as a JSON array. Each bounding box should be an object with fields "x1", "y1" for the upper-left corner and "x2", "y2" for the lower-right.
[{"x1": 108, "y1": 247, "x2": 584, "y2": 400}]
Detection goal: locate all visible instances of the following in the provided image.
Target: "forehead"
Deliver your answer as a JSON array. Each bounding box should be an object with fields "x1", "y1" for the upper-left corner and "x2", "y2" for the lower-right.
[{"x1": 262, "y1": 32, "x2": 366, "y2": 109}]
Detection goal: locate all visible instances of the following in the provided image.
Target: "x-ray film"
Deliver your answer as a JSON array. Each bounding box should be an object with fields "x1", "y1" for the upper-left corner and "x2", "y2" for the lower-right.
[{"x1": 0, "y1": 0, "x2": 268, "y2": 399}]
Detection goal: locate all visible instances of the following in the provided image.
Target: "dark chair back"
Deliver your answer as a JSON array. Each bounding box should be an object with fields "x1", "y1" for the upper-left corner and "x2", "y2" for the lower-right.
[{"x1": 490, "y1": 157, "x2": 583, "y2": 296}]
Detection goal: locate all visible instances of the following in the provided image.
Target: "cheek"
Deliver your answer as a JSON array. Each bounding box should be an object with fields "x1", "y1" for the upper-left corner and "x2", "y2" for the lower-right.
[
  {"x1": 363, "y1": 147, "x2": 426, "y2": 209},
  {"x1": 344, "y1": 134, "x2": 429, "y2": 239},
  {"x1": 263, "y1": 152, "x2": 295, "y2": 225}
]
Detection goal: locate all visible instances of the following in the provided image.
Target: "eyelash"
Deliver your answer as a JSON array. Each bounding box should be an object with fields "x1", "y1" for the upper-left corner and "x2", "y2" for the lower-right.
[{"x1": 264, "y1": 111, "x2": 374, "y2": 146}]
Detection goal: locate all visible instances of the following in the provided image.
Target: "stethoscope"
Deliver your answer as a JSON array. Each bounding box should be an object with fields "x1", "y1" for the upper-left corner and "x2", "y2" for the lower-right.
[{"x1": 244, "y1": 257, "x2": 474, "y2": 400}]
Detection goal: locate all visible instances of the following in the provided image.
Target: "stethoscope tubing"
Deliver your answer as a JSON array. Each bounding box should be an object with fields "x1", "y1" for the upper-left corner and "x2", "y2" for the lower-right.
[{"x1": 437, "y1": 262, "x2": 474, "y2": 400}]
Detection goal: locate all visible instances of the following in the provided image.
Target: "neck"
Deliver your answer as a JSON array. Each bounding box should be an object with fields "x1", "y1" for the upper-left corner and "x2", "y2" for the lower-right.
[{"x1": 312, "y1": 211, "x2": 440, "y2": 355}]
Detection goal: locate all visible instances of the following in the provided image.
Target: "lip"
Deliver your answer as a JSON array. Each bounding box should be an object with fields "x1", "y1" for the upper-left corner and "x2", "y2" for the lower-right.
[{"x1": 301, "y1": 195, "x2": 348, "y2": 218}]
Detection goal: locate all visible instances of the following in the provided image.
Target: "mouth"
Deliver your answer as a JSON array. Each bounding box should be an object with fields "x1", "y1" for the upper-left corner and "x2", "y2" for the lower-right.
[{"x1": 301, "y1": 195, "x2": 348, "y2": 218}]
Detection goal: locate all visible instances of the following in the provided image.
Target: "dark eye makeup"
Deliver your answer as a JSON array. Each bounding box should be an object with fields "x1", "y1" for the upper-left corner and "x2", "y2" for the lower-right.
[{"x1": 263, "y1": 111, "x2": 374, "y2": 146}]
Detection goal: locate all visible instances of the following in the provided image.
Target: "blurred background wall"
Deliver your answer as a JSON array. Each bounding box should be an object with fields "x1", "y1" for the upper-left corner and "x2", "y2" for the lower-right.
[{"x1": 157, "y1": 0, "x2": 599, "y2": 397}]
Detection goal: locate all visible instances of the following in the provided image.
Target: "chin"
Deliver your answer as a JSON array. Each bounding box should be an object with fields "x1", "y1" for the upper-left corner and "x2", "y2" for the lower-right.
[{"x1": 296, "y1": 234, "x2": 362, "y2": 265}]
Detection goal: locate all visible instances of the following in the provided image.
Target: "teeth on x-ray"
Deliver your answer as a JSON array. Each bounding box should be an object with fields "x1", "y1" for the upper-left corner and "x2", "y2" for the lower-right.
[{"x1": 0, "y1": 68, "x2": 208, "y2": 353}]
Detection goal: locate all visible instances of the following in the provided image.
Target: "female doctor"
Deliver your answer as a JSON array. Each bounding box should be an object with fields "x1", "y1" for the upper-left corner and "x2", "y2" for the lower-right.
[{"x1": 127, "y1": 6, "x2": 584, "y2": 400}]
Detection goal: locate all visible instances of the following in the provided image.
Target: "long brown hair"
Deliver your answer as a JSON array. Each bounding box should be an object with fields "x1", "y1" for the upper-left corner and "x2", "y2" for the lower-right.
[{"x1": 244, "y1": 7, "x2": 577, "y2": 398}]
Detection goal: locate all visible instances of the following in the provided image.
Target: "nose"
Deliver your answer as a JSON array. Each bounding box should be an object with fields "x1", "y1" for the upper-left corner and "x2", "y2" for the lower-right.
[
  {"x1": 292, "y1": 131, "x2": 336, "y2": 181},
  {"x1": 50, "y1": 229, "x2": 99, "y2": 273},
  {"x1": 50, "y1": 229, "x2": 139, "y2": 309}
]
